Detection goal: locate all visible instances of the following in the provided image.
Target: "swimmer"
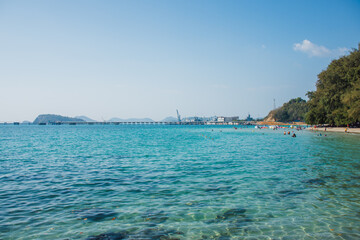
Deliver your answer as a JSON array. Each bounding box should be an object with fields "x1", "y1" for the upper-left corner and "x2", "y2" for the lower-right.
[
  {"x1": 284, "y1": 131, "x2": 286, "y2": 135},
  {"x1": 292, "y1": 133, "x2": 296, "y2": 137},
  {"x1": 288, "y1": 131, "x2": 290, "y2": 135}
]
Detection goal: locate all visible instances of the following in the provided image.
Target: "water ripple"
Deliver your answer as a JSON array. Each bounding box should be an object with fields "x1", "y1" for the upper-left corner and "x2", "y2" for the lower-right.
[{"x1": 0, "y1": 125, "x2": 359, "y2": 239}]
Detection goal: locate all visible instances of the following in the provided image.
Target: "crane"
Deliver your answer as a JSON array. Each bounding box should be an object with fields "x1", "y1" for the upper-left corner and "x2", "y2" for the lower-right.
[{"x1": 176, "y1": 109, "x2": 181, "y2": 122}]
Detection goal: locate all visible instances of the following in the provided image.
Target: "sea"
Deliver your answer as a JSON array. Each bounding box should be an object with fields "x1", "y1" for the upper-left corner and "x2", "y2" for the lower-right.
[{"x1": 1, "y1": 125, "x2": 359, "y2": 240}]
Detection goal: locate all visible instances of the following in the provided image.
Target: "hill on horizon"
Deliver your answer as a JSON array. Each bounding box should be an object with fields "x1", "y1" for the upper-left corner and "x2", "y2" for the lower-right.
[
  {"x1": 33, "y1": 114, "x2": 85, "y2": 124},
  {"x1": 161, "y1": 116, "x2": 178, "y2": 122},
  {"x1": 264, "y1": 97, "x2": 308, "y2": 123},
  {"x1": 75, "y1": 116, "x2": 97, "y2": 122}
]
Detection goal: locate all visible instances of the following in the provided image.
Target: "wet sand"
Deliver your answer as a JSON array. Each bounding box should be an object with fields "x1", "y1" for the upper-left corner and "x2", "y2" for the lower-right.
[{"x1": 308, "y1": 127, "x2": 360, "y2": 134}]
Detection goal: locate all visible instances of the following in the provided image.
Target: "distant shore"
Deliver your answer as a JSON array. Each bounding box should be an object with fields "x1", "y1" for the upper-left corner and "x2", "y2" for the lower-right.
[{"x1": 307, "y1": 127, "x2": 360, "y2": 134}]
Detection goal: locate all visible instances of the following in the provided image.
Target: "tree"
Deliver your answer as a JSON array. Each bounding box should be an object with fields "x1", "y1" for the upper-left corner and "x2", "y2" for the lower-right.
[{"x1": 306, "y1": 44, "x2": 360, "y2": 125}]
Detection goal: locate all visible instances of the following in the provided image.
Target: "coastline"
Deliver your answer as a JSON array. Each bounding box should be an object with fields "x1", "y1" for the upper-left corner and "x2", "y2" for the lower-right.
[
  {"x1": 257, "y1": 121, "x2": 306, "y2": 126},
  {"x1": 307, "y1": 127, "x2": 360, "y2": 134}
]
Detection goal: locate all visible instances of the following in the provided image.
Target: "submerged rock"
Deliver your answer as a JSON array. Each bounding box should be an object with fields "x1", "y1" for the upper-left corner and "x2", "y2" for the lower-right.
[
  {"x1": 278, "y1": 189, "x2": 303, "y2": 197},
  {"x1": 304, "y1": 178, "x2": 326, "y2": 185},
  {"x1": 216, "y1": 208, "x2": 246, "y2": 220},
  {"x1": 86, "y1": 227, "x2": 182, "y2": 240},
  {"x1": 131, "y1": 227, "x2": 182, "y2": 240},
  {"x1": 86, "y1": 231, "x2": 127, "y2": 240},
  {"x1": 142, "y1": 210, "x2": 169, "y2": 224},
  {"x1": 73, "y1": 208, "x2": 118, "y2": 222},
  {"x1": 210, "y1": 208, "x2": 252, "y2": 237},
  {"x1": 203, "y1": 186, "x2": 235, "y2": 194}
]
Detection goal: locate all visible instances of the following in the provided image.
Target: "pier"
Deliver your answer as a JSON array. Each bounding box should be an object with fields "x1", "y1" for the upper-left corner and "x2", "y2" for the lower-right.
[
  {"x1": 1, "y1": 121, "x2": 248, "y2": 126},
  {"x1": 44, "y1": 121, "x2": 209, "y2": 125}
]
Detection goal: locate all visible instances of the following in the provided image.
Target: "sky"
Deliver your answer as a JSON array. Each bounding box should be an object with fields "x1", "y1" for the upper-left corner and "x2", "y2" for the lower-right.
[{"x1": 1, "y1": 0, "x2": 360, "y2": 122}]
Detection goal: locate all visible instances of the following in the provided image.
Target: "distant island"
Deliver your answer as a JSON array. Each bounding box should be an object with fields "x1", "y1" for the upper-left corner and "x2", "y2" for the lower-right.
[
  {"x1": 161, "y1": 116, "x2": 178, "y2": 122},
  {"x1": 33, "y1": 114, "x2": 85, "y2": 124},
  {"x1": 75, "y1": 116, "x2": 97, "y2": 122}
]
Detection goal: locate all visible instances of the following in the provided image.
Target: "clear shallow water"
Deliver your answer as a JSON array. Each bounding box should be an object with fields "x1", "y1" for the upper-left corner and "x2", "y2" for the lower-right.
[{"x1": 1, "y1": 125, "x2": 360, "y2": 240}]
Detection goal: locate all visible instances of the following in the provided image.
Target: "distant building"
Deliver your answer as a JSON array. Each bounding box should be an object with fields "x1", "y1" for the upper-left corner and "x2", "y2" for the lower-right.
[
  {"x1": 217, "y1": 116, "x2": 239, "y2": 122},
  {"x1": 217, "y1": 117, "x2": 225, "y2": 122},
  {"x1": 183, "y1": 116, "x2": 203, "y2": 122},
  {"x1": 225, "y1": 116, "x2": 239, "y2": 122},
  {"x1": 246, "y1": 114, "x2": 254, "y2": 121}
]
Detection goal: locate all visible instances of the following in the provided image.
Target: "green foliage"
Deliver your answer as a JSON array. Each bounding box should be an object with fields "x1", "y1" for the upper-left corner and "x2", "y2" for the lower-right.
[
  {"x1": 306, "y1": 44, "x2": 360, "y2": 125},
  {"x1": 272, "y1": 97, "x2": 308, "y2": 122}
]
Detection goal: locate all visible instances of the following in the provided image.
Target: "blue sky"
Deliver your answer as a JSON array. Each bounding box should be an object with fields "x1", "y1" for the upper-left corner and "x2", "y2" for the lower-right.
[{"x1": 1, "y1": 0, "x2": 359, "y2": 122}]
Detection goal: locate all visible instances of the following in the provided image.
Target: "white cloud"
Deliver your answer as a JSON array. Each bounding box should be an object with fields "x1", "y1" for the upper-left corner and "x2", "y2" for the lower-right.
[
  {"x1": 293, "y1": 40, "x2": 330, "y2": 57},
  {"x1": 293, "y1": 39, "x2": 348, "y2": 57}
]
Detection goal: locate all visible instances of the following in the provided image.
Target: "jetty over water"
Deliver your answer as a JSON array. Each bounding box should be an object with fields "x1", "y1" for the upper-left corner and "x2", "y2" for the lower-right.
[
  {"x1": 50, "y1": 121, "x2": 187, "y2": 125},
  {"x1": 43, "y1": 121, "x2": 221, "y2": 125},
  {"x1": 1, "y1": 121, "x2": 251, "y2": 126}
]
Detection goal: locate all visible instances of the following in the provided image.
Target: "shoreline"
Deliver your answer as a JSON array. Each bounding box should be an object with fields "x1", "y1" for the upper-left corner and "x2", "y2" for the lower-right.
[
  {"x1": 257, "y1": 121, "x2": 307, "y2": 126},
  {"x1": 307, "y1": 127, "x2": 360, "y2": 134}
]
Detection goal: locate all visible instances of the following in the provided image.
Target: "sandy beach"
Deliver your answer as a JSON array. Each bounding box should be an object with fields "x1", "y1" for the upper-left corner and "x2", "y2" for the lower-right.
[
  {"x1": 257, "y1": 121, "x2": 307, "y2": 126},
  {"x1": 308, "y1": 127, "x2": 360, "y2": 134}
]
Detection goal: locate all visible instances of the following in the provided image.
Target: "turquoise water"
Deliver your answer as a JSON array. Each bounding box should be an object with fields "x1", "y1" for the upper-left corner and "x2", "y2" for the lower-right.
[{"x1": 1, "y1": 125, "x2": 360, "y2": 240}]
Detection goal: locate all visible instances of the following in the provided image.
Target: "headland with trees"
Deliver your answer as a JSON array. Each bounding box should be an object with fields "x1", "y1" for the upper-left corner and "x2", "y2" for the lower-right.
[{"x1": 264, "y1": 43, "x2": 360, "y2": 128}]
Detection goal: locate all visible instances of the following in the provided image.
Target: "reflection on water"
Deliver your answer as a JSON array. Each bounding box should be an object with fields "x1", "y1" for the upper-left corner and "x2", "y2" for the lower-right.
[{"x1": 0, "y1": 125, "x2": 359, "y2": 239}]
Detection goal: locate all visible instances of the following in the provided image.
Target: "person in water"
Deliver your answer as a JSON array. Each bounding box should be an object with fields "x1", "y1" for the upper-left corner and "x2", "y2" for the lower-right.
[
  {"x1": 292, "y1": 133, "x2": 296, "y2": 137},
  {"x1": 288, "y1": 131, "x2": 290, "y2": 135}
]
